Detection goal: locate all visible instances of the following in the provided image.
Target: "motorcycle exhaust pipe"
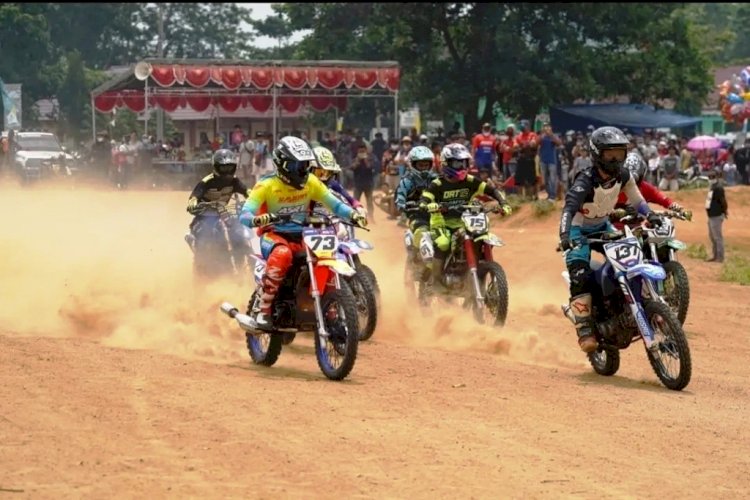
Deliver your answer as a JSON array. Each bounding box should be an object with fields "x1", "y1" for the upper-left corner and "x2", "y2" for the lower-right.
[{"x1": 220, "y1": 302, "x2": 257, "y2": 332}]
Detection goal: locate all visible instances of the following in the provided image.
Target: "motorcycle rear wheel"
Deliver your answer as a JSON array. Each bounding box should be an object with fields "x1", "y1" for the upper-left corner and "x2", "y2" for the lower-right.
[
  {"x1": 315, "y1": 282, "x2": 359, "y2": 381},
  {"x1": 661, "y1": 260, "x2": 690, "y2": 325},
  {"x1": 348, "y1": 274, "x2": 378, "y2": 341}
]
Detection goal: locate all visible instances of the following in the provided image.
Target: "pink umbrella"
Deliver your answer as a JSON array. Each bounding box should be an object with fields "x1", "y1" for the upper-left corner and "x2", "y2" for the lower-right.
[{"x1": 686, "y1": 135, "x2": 722, "y2": 151}]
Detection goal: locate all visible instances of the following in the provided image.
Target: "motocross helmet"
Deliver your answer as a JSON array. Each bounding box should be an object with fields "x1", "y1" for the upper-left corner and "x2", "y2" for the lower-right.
[
  {"x1": 273, "y1": 136, "x2": 316, "y2": 189},
  {"x1": 212, "y1": 149, "x2": 238, "y2": 177},
  {"x1": 310, "y1": 146, "x2": 341, "y2": 183},
  {"x1": 407, "y1": 146, "x2": 434, "y2": 180},
  {"x1": 624, "y1": 151, "x2": 647, "y2": 185},
  {"x1": 440, "y1": 144, "x2": 471, "y2": 182},
  {"x1": 589, "y1": 126, "x2": 629, "y2": 177}
]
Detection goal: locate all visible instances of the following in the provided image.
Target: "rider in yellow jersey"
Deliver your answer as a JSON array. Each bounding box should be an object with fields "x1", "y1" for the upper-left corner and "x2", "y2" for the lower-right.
[{"x1": 239, "y1": 136, "x2": 367, "y2": 330}]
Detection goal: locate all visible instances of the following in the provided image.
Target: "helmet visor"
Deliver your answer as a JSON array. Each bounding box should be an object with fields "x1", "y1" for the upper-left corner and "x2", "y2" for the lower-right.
[
  {"x1": 285, "y1": 159, "x2": 311, "y2": 174},
  {"x1": 601, "y1": 148, "x2": 626, "y2": 163},
  {"x1": 445, "y1": 159, "x2": 468, "y2": 171}
]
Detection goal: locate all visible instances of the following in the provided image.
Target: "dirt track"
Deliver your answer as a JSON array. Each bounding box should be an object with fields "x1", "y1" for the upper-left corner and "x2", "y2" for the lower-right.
[{"x1": 1, "y1": 181, "x2": 749, "y2": 498}]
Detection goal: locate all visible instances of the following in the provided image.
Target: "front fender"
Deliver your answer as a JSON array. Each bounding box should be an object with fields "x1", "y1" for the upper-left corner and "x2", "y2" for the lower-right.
[
  {"x1": 625, "y1": 262, "x2": 666, "y2": 281},
  {"x1": 317, "y1": 258, "x2": 356, "y2": 277},
  {"x1": 667, "y1": 239, "x2": 686, "y2": 251},
  {"x1": 475, "y1": 233, "x2": 504, "y2": 247}
]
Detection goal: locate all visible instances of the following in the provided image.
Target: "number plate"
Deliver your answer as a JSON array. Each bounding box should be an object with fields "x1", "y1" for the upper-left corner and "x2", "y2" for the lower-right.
[
  {"x1": 604, "y1": 237, "x2": 642, "y2": 270},
  {"x1": 303, "y1": 228, "x2": 339, "y2": 258},
  {"x1": 462, "y1": 213, "x2": 488, "y2": 233}
]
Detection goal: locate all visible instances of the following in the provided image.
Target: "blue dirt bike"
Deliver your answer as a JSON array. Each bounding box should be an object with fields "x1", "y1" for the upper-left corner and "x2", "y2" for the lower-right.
[{"x1": 558, "y1": 218, "x2": 692, "y2": 391}]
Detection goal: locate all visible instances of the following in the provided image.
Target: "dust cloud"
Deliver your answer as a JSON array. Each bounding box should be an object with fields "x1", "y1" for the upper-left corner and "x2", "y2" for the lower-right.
[{"x1": 0, "y1": 184, "x2": 584, "y2": 369}]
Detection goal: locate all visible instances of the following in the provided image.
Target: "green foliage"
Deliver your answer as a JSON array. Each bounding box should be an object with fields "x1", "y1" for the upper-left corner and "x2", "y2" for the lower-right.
[
  {"x1": 685, "y1": 243, "x2": 708, "y2": 260},
  {"x1": 58, "y1": 51, "x2": 87, "y2": 143},
  {"x1": 720, "y1": 255, "x2": 750, "y2": 286},
  {"x1": 531, "y1": 199, "x2": 556, "y2": 218}
]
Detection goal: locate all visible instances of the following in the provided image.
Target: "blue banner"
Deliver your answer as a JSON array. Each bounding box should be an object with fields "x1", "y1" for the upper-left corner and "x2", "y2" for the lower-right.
[{"x1": 0, "y1": 78, "x2": 22, "y2": 130}]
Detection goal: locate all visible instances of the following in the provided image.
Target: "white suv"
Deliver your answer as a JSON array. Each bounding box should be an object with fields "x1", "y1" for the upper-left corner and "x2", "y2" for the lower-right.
[{"x1": 13, "y1": 131, "x2": 75, "y2": 181}]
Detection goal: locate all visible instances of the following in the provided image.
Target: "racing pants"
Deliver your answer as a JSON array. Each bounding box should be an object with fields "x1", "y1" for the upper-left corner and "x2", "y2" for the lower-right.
[
  {"x1": 565, "y1": 221, "x2": 615, "y2": 297},
  {"x1": 257, "y1": 231, "x2": 304, "y2": 314}
]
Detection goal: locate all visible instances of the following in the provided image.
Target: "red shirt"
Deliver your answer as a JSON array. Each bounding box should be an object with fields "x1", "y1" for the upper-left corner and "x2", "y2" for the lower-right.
[
  {"x1": 515, "y1": 132, "x2": 539, "y2": 158},
  {"x1": 471, "y1": 133, "x2": 496, "y2": 166},
  {"x1": 497, "y1": 136, "x2": 517, "y2": 164}
]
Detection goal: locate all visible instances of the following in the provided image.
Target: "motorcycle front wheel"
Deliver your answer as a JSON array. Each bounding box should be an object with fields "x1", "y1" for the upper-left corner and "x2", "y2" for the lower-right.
[
  {"x1": 468, "y1": 261, "x2": 509, "y2": 326},
  {"x1": 661, "y1": 260, "x2": 690, "y2": 325},
  {"x1": 315, "y1": 281, "x2": 359, "y2": 381},
  {"x1": 644, "y1": 300, "x2": 692, "y2": 391},
  {"x1": 245, "y1": 291, "x2": 282, "y2": 366}
]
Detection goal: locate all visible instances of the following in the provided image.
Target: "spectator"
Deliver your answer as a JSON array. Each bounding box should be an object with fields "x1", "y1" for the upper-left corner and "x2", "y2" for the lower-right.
[
  {"x1": 381, "y1": 138, "x2": 400, "y2": 189},
  {"x1": 497, "y1": 125, "x2": 518, "y2": 183},
  {"x1": 538, "y1": 122, "x2": 562, "y2": 201},
  {"x1": 514, "y1": 119, "x2": 539, "y2": 200},
  {"x1": 705, "y1": 168, "x2": 728, "y2": 263},
  {"x1": 658, "y1": 145, "x2": 680, "y2": 192},
  {"x1": 734, "y1": 140, "x2": 750, "y2": 185},
  {"x1": 431, "y1": 141, "x2": 443, "y2": 172},
  {"x1": 571, "y1": 147, "x2": 592, "y2": 180},
  {"x1": 90, "y1": 133, "x2": 111, "y2": 175},
  {"x1": 471, "y1": 122, "x2": 497, "y2": 184},
  {"x1": 393, "y1": 135, "x2": 413, "y2": 180},
  {"x1": 722, "y1": 154, "x2": 738, "y2": 186},
  {"x1": 352, "y1": 144, "x2": 377, "y2": 221},
  {"x1": 238, "y1": 139, "x2": 255, "y2": 185},
  {"x1": 435, "y1": 127, "x2": 446, "y2": 145},
  {"x1": 370, "y1": 132, "x2": 387, "y2": 170},
  {"x1": 230, "y1": 124, "x2": 246, "y2": 151},
  {"x1": 320, "y1": 131, "x2": 336, "y2": 152}
]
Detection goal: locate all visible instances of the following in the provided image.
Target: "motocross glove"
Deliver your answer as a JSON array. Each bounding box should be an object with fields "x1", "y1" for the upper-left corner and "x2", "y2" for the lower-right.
[
  {"x1": 681, "y1": 209, "x2": 693, "y2": 221},
  {"x1": 352, "y1": 211, "x2": 368, "y2": 228},
  {"x1": 356, "y1": 206, "x2": 368, "y2": 218},
  {"x1": 559, "y1": 233, "x2": 574, "y2": 252},
  {"x1": 500, "y1": 203, "x2": 512, "y2": 216},
  {"x1": 425, "y1": 202, "x2": 441, "y2": 213},
  {"x1": 668, "y1": 202, "x2": 684, "y2": 213},
  {"x1": 646, "y1": 211, "x2": 663, "y2": 227},
  {"x1": 252, "y1": 213, "x2": 275, "y2": 227}
]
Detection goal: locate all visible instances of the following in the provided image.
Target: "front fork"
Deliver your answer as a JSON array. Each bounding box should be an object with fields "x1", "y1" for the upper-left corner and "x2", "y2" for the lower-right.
[
  {"x1": 466, "y1": 236, "x2": 484, "y2": 310},
  {"x1": 617, "y1": 274, "x2": 659, "y2": 352},
  {"x1": 306, "y1": 247, "x2": 329, "y2": 340}
]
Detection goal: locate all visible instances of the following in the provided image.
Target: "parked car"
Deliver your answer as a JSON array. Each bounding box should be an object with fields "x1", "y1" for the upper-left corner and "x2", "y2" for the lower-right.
[{"x1": 13, "y1": 132, "x2": 76, "y2": 183}]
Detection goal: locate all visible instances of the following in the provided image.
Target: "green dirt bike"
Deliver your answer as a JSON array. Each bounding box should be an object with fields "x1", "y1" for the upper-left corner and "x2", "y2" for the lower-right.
[{"x1": 418, "y1": 201, "x2": 510, "y2": 326}]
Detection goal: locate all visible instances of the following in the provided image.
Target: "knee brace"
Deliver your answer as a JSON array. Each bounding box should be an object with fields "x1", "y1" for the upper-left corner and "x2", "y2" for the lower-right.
[{"x1": 568, "y1": 260, "x2": 591, "y2": 297}]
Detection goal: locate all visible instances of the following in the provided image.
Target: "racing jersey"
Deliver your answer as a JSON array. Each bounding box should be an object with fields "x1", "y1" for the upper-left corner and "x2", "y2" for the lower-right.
[
  {"x1": 240, "y1": 174, "x2": 354, "y2": 233},
  {"x1": 560, "y1": 166, "x2": 649, "y2": 236},
  {"x1": 420, "y1": 175, "x2": 505, "y2": 228},
  {"x1": 472, "y1": 133, "x2": 496, "y2": 167},
  {"x1": 396, "y1": 170, "x2": 438, "y2": 210},
  {"x1": 187, "y1": 173, "x2": 251, "y2": 215}
]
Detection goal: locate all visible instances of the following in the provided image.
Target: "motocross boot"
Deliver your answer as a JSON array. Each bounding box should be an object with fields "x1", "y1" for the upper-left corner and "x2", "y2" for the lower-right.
[
  {"x1": 569, "y1": 293, "x2": 597, "y2": 353},
  {"x1": 431, "y1": 256, "x2": 446, "y2": 294},
  {"x1": 254, "y1": 275, "x2": 283, "y2": 331}
]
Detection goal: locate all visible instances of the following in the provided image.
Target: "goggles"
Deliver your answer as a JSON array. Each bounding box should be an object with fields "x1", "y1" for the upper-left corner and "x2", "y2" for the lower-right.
[
  {"x1": 601, "y1": 148, "x2": 626, "y2": 163},
  {"x1": 413, "y1": 160, "x2": 433, "y2": 171},
  {"x1": 285, "y1": 160, "x2": 310, "y2": 173},
  {"x1": 312, "y1": 167, "x2": 334, "y2": 181},
  {"x1": 216, "y1": 163, "x2": 236, "y2": 175},
  {"x1": 444, "y1": 159, "x2": 468, "y2": 170}
]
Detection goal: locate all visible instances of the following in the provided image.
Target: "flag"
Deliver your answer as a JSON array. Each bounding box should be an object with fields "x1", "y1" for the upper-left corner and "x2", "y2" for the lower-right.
[
  {"x1": 414, "y1": 108, "x2": 421, "y2": 135},
  {"x1": 0, "y1": 78, "x2": 21, "y2": 130}
]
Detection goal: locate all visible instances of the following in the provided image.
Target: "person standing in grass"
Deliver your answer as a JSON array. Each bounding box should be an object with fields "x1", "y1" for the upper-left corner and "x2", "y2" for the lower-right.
[{"x1": 705, "y1": 168, "x2": 729, "y2": 263}]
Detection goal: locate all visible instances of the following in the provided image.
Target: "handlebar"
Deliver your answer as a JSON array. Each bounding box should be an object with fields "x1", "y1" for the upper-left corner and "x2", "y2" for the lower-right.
[
  {"x1": 254, "y1": 211, "x2": 369, "y2": 231},
  {"x1": 555, "y1": 230, "x2": 625, "y2": 253}
]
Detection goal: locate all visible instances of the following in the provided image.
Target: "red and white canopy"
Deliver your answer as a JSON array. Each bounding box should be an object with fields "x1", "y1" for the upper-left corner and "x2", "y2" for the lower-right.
[{"x1": 92, "y1": 59, "x2": 400, "y2": 114}]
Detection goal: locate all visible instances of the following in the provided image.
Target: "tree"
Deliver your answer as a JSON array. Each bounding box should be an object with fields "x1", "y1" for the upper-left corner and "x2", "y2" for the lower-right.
[{"x1": 57, "y1": 51, "x2": 88, "y2": 143}]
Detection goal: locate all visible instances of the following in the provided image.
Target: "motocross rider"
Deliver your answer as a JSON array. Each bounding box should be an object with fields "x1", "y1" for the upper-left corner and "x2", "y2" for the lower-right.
[
  {"x1": 559, "y1": 126, "x2": 663, "y2": 353},
  {"x1": 239, "y1": 136, "x2": 367, "y2": 331},
  {"x1": 185, "y1": 149, "x2": 252, "y2": 256},
  {"x1": 420, "y1": 143, "x2": 513, "y2": 292},
  {"x1": 308, "y1": 146, "x2": 368, "y2": 220},
  {"x1": 395, "y1": 145, "x2": 438, "y2": 271},
  {"x1": 610, "y1": 152, "x2": 692, "y2": 230}
]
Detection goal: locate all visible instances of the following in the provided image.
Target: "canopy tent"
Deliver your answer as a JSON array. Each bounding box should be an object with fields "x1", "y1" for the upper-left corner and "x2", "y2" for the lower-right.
[
  {"x1": 90, "y1": 58, "x2": 401, "y2": 143},
  {"x1": 549, "y1": 104, "x2": 701, "y2": 135}
]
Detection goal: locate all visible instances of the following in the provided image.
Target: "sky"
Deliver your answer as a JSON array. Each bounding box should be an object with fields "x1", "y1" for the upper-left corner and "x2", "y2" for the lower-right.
[{"x1": 237, "y1": 2, "x2": 310, "y2": 49}]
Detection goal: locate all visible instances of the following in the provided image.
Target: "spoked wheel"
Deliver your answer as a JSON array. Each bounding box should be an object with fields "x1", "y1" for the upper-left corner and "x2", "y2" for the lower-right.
[
  {"x1": 347, "y1": 274, "x2": 378, "y2": 341},
  {"x1": 245, "y1": 292, "x2": 282, "y2": 366},
  {"x1": 587, "y1": 345, "x2": 621, "y2": 376},
  {"x1": 466, "y1": 262, "x2": 509, "y2": 326},
  {"x1": 314, "y1": 282, "x2": 359, "y2": 380},
  {"x1": 644, "y1": 300, "x2": 692, "y2": 391},
  {"x1": 661, "y1": 260, "x2": 690, "y2": 325}
]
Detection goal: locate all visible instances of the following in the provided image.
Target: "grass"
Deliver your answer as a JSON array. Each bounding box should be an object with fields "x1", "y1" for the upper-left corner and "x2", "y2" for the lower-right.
[
  {"x1": 505, "y1": 194, "x2": 524, "y2": 216},
  {"x1": 720, "y1": 255, "x2": 750, "y2": 286},
  {"x1": 685, "y1": 243, "x2": 708, "y2": 260},
  {"x1": 531, "y1": 199, "x2": 556, "y2": 218}
]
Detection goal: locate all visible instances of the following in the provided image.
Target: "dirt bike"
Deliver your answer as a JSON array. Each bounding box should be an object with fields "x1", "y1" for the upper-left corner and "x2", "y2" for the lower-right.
[
  {"x1": 616, "y1": 210, "x2": 691, "y2": 325},
  {"x1": 419, "y1": 201, "x2": 510, "y2": 326},
  {"x1": 558, "y1": 220, "x2": 692, "y2": 391},
  {"x1": 220, "y1": 212, "x2": 361, "y2": 381},
  {"x1": 401, "y1": 202, "x2": 431, "y2": 302},
  {"x1": 185, "y1": 197, "x2": 253, "y2": 280}
]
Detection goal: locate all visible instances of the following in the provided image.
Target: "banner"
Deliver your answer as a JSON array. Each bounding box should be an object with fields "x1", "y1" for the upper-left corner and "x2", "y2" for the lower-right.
[{"x1": 0, "y1": 80, "x2": 22, "y2": 130}]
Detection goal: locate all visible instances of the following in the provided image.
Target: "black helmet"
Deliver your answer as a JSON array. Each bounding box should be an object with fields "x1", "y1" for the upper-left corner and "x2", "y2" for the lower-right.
[
  {"x1": 590, "y1": 126, "x2": 629, "y2": 176},
  {"x1": 213, "y1": 149, "x2": 237, "y2": 177},
  {"x1": 624, "y1": 151, "x2": 647, "y2": 185},
  {"x1": 273, "y1": 136, "x2": 316, "y2": 189}
]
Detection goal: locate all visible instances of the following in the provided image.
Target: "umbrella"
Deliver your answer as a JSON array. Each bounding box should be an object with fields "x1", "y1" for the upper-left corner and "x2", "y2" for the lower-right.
[{"x1": 687, "y1": 135, "x2": 722, "y2": 151}]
